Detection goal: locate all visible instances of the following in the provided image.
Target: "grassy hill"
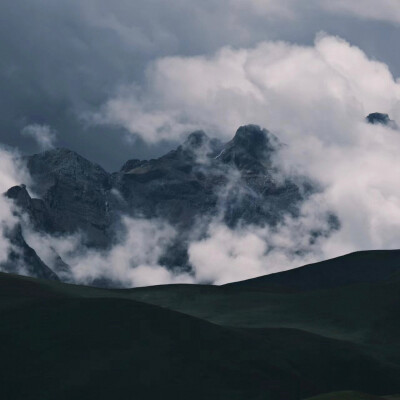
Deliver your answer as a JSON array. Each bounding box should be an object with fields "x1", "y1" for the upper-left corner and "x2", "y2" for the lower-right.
[
  {"x1": 225, "y1": 250, "x2": 400, "y2": 291},
  {"x1": 305, "y1": 391, "x2": 400, "y2": 399},
  {"x1": 1, "y1": 249, "x2": 400, "y2": 399}
]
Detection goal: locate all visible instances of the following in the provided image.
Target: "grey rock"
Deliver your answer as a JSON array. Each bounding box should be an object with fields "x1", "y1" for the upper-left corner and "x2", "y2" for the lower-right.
[
  {"x1": 366, "y1": 112, "x2": 398, "y2": 129},
  {"x1": 25, "y1": 148, "x2": 112, "y2": 247}
]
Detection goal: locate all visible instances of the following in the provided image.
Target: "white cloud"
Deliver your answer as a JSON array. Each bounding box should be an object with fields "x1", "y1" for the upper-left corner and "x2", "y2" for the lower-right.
[
  {"x1": 21, "y1": 124, "x2": 57, "y2": 150},
  {"x1": 95, "y1": 34, "x2": 400, "y2": 145},
  {"x1": 0, "y1": 147, "x2": 30, "y2": 265},
  {"x1": 188, "y1": 194, "x2": 334, "y2": 285},
  {"x1": 91, "y1": 34, "x2": 400, "y2": 284},
  {"x1": 0, "y1": 199, "x2": 17, "y2": 265},
  {"x1": 24, "y1": 216, "x2": 193, "y2": 287}
]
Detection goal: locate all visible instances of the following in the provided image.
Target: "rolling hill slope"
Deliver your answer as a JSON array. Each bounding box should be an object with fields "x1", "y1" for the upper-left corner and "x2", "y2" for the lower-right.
[
  {"x1": 225, "y1": 250, "x2": 400, "y2": 291},
  {"x1": 1, "y1": 249, "x2": 400, "y2": 399}
]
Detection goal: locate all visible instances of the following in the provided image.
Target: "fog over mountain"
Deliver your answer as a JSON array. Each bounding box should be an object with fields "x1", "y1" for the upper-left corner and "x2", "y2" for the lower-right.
[
  {"x1": 1, "y1": 1, "x2": 400, "y2": 286},
  {"x1": 0, "y1": 125, "x2": 320, "y2": 285},
  {"x1": 0, "y1": 111, "x2": 397, "y2": 287}
]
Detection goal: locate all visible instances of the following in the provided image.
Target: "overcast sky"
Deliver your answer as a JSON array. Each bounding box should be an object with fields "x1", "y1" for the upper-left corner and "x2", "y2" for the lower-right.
[{"x1": 1, "y1": 0, "x2": 400, "y2": 170}]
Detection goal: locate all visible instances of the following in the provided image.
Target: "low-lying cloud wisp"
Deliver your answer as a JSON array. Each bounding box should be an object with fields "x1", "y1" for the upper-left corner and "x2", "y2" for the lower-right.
[
  {"x1": 0, "y1": 147, "x2": 31, "y2": 268},
  {"x1": 23, "y1": 216, "x2": 193, "y2": 287},
  {"x1": 21, "y1": 124, "x2": 57, "y2": 151}
]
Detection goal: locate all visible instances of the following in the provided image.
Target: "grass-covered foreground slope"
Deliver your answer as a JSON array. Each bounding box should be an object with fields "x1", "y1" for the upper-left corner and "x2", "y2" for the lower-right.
[
  {"x1": 1, "y1": 249, "x2": 400, "y2": 399},
  {"x1": 1, "y1": 273, "x2": 310, "y2": 400},
  {"x1": 305, "y1": 391, "x2": 400, "y2": 399},
  {"x1": 226, "y1": 250, "x2": 400, "y2": 291},
  {"x1": 129, "y1": 250, "x2": 400, "y2": 343}
]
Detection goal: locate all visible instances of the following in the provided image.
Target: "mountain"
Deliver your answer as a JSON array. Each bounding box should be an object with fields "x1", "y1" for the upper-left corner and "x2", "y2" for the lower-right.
[
  {"x1": 112, "y1": 124, "x2": 304, "y2": 228},
  {"x1": 306, "y1": 393, "x2": 400, "y2": 400},
  {"x1": 24, "y1": 148, "x2": 113, "y2": 247},
  {"x1": 128, "y1": 250, "x2": 400, "y2": 339},
  {"x1": 0, "y1": 116, "x2": 394, "y2": 283},
  {"x1": 2, "y1": 124, "x2": 318, "y2": 282},
  {"x1": 1, "y1": 248, "x2": 400, "y2": 399},
  {"x1": 366, "y1": 113, "x2": 398, "y2": 129}
]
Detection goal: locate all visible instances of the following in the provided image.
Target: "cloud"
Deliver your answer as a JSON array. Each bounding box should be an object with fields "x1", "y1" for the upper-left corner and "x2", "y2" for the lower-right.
[
  {"x1": 96, "y1": 34, "x2": 400, "y2": 145},
  {"x1": 21, "y1": 124, "x2": 57, "y2": 150},
  {"x1": 321, "y1": 0, "x2": 400, "y2": 24},
  {"x1": 0, "y1": 0, "x2": 296, "y2": 166},
  {"x1": 188, "y1": 193, "x2": 336, "y2": 285},
  {"x1": 0, "y1": 199, "x2": 17, "y2": 265},
  {"x1": 0, "y1": 147, "x2": 30, "y2": 265},
  {"x1": 90, "y1": 34, "x2": 400, "y2": 284},
  {"x1": 23, "y1": 216, "x2": 193, "y2": 287}
]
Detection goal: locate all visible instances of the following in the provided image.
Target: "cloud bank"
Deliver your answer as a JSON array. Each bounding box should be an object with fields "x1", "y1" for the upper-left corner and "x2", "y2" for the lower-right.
[
  {"x1": 3, "y1": 30, "x2": 400, "y2": 286},
  {"x1": 88, "y1": 34, "x2": 400, "y2": 284},
  {"x1": 23, "y1": 217, "x2": 193, "y2": 287},
  {"x1": 97, "y1": 34, "x2": 400, "y2": 143}
]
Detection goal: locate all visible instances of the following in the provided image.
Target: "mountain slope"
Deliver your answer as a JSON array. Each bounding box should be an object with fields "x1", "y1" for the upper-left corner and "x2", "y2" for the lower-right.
[
  {"x1": 2, "y1": 297, "x2": 311, "y2": 400},
  {"x1": 0, "y1": 273, "x2": 315, "y2": 400},
  {"x1": 1, "y1": 248, "x2": 400, "y2": 400},
  {"x1": 225, "y1": 250, "x2": 400, "y2": 291},
  {"x1": 306, "y1": 392, "x2": 400, "y2": 400},
  {"x1": 127, "y1": 250, "x2": 400, "y2": 340}
]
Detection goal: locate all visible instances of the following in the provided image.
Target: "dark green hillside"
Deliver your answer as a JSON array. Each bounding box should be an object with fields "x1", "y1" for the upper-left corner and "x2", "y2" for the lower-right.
[
  {"x1": 1, "y1": 249, "x2": 400, "y2": 399},
  {"x1": 305, "y1": 391, "x2": 400, "y2": 399},
  {"x1": 128, "y1": 278, "x2": 400, "y2": 344},
  {"x1": 1, "y1": 273, "x2": 309, "y2": 400},
  {"x1": 226, "y1": 250, "x2": 400, "y2": 291},
  {"x1": 128, "y1": 250, "x2": 400, "y2": 344},
  {"x1": 2, "y1": 298, "x2": 314, "y2": 400}
]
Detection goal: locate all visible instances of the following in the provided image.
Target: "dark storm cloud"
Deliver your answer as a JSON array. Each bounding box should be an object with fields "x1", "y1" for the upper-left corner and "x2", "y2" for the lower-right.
[{"x1": 0, "y1": 0, "x2": 399, "y2": 170}]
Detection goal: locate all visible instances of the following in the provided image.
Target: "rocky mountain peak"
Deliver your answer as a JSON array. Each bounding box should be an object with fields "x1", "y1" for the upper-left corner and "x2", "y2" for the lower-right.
[
  {"x1": 366, "y1": 112, "x2": 398, "y2": 129},
  {"x1": 5, "y1": 185, "x2": 31, "y2": 208},
  {"x1": 179, "y1": 130, "x2": 223, "y2": 161},
  {"x1": 233, "y1": 124, "x2": 269, "y2": 145},
  {"x1": 219, "y1": 125, "x2": 278, "y2": 172},
  {"x1": 183, "y1": 130, "x2": 210, "y2": 149},
  {"x1": 26, "y1": 147, "x2": 111, "y2": 199},
  {"x1": 27, "y1": 147, "x2": 108, "y2": 179}
]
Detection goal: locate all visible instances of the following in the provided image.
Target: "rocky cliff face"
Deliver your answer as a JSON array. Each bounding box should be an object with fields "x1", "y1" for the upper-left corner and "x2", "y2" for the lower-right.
[
  {"x1": 25, "y1": 148, "x2": 113, "y2": 247},
  {"x1": 2, "y1": 125, "x2": 318, "y2": 283}
]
